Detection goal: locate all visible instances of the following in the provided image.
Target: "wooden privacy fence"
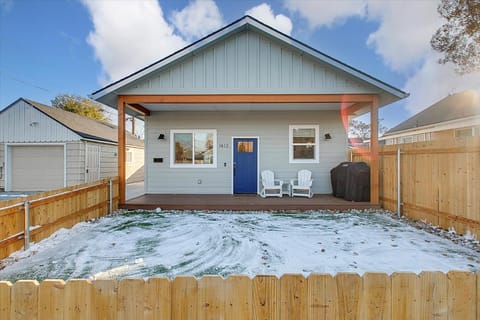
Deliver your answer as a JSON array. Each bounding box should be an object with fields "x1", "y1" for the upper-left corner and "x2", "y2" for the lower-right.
[
  {"x1": 352, "y1": 137, "x2": 480, "y2": 238},
  {"x1": 0, "y1": 271, "x2": 478, "y2": 319},
  {"x1": 0, "y1": 178, "x2": 119, "y2": 260}
]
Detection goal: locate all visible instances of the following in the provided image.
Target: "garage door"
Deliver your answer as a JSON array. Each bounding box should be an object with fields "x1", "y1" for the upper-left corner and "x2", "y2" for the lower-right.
[{"x1": 10, "y1": 145, "x2": 65, "y2": 191}]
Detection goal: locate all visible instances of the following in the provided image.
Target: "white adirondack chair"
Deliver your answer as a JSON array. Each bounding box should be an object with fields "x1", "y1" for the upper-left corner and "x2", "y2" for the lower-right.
[
  {"x1": 290, "y1": 169, "x2": 314, "y2": 198},
  {"x1": 260, "y1": 170, "x2": 284, "y2": 198}
]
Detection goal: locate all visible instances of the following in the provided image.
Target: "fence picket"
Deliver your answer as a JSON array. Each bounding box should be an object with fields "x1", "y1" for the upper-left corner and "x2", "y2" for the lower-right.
[
  {"x1": 418, "y1": 271, "x2": 447, "y2": 320},
  {"x1": 335, "y1": 273, "x2": 361, "y2": 320},
  {"x1": 145, "y1": 277, "x2": 171, "y2": 320},
  {"x1": 39, "y1": 280, "x2": 65, "y2": 320},
  {"x1": 118, "y1": 278, "x2": 144, "y2": 320},
  {"x1": 225, "y1": 275, "x2": 252, "y2": 320},
  {"x1": 447, "y1": 271, "x2": 476, "y2": 320},
  {"x1": 65, "y1": 279, "x2": 92, "y2": 320},
  {"x1": 361, "y1": 272, "x2": 391, "y2": 320},
  {"x1": 280, "y1": 274, "x2": 307, "y2": 320},
  {"x1": 307, "y1": 273, "x2": 338, "y2": 320},
  {"x1": 92, "y1": 280, "x2": 117, "y2": 320},
  {"x1": 11, "y1": 280, "x2": 39, "y2": 320},
  {"x1": 252, "y1": 275, "x2": 279, "y2": 320},
  {"x1": 391, "y1": 272, "x2": 419, "y2": 320},
  {"x1": 172, "y1": 276, "x2": 197, "y2": 320},
  {"x1": 0, "y1": 281, "x2": 12, "y2": 319},
  {"x1": 198, "y1": 275, "x2": 225, "y2": 320}
]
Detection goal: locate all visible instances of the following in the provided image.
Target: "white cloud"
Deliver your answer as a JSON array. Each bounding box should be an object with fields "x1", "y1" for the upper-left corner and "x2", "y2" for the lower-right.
[
  {"x1": 366, "y1": 1, "x2": 441, "y2": 72},
  {"x1": 81, "y1": 0, "x2": 186, "y2": 84},
  {"x1": 403, "y1": 52, "x2": 480, "y2": 115},
  {"x1": 282, "y1": 0, "x2": 480, "y2": 121},
  {"x1": 284, "y1": 0, "x2": 366, "y2": 28},
  {"x1": 246, "y1": 3, "x2": 293, "y2": 35},
  {"x1": 171, "y1": 0, "x2": 223, "y2": 41}
]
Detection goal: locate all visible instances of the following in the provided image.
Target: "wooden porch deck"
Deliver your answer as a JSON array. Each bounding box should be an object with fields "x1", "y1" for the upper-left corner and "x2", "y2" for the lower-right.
[{"x1": 121, "y1": 194, "x2": 379, "y2": 211}]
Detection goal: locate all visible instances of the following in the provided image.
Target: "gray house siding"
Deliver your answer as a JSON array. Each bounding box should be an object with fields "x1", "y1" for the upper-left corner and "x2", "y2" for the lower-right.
[
  {"x1": 146, "y1": 110, "x2": 346, "y2": 194},
  {"x1": 122, "y1": 30, "x2": 378, "y2": 96},
  {"x1": 0, "y1": 143, "x2": 4, "y2": 190},
  {"x1": 99, "y1": 144, "x2": 118, "y2": 179},
  {"x1": 0, "y1": 100, "x2": 80, "y2": 143}
]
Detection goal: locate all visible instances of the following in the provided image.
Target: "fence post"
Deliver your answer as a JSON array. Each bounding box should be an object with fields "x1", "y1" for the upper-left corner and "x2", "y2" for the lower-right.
[
  {"x1": 24, "y1": 200, "x2": 30, "y2": 250},
  {"x1": 109, "y1": 178, "x2": 113, "y2": 214},
  {"x1": 397, "y1": 148, "x2": 401, "y2": 218}
]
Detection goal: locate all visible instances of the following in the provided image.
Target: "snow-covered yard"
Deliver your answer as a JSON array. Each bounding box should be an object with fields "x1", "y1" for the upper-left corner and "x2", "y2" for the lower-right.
[{"x1": 0, "y1": 210, "x2": 479, "y2": 282}]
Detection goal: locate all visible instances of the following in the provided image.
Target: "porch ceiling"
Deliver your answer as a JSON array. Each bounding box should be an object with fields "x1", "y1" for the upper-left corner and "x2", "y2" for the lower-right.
[{"x1": 138, "y1": 102, "x2": 353, "y2": 112}]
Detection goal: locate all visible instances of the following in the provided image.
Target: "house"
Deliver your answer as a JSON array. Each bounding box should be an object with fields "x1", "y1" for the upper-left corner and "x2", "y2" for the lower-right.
[
  {"x1": 382, "y1": 90, "x2": 480, "y2": 145},
  {"x1": 0, "y1": 98, "x2": 144, "y2": 192},
  {"x1": 90, "y1": 16, "x2": 408, "y2": 205}
]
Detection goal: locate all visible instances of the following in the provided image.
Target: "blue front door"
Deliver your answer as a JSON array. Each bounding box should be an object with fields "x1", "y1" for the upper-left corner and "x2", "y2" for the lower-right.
[{"x1": 233, "y1": 138, "x2": 258, "y2": 194}]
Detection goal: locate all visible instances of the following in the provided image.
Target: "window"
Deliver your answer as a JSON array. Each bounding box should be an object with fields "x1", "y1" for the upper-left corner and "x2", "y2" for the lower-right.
[
  {"x1": 170, "y1": 130, "x2": 216, "y2": 168},
  {"x1": 289, "y1": 125, "x2": 319, "y2": 163}
]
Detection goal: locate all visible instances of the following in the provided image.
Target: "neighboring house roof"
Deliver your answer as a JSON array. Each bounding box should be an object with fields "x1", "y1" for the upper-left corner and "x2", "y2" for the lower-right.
[
  {"x1": 91, "y1": 15, "x2": 407, "y2": 109},
  {"x1": 4, "y1": 98, "x2": 143, "y2": 148},
  {"x1": 385, "y1": 90, "x2": 480, "y2": 136}
]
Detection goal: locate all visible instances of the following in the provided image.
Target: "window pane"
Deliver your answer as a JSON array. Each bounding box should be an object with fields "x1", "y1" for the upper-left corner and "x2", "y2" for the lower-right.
[
  {"x1": 293, "y1": 145, "x2": 315, "y2": 159},
  {"x1": 174, "y1": 133, "x2": 193, "y2": 164},
  {"x1": 293, "y1": 128, "x2": 315, "y2": 143},
  {"x1": 237, "y1": 141, "x2": 253, "y2": 153},
  {"x1": 194, "y1": 132, "x2": 214, "y2": 164}
]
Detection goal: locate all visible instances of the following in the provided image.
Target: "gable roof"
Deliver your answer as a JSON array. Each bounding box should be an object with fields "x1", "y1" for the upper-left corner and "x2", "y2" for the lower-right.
[
  {"x1": 385, "y1": 90, "x2": 480, "y2": 135},
  {"x1": 4, "y1": 98, "x2": 143, "y2": 147},
  {"x1": 91, "y1": 15, "x2": 407, "y2": 109}
]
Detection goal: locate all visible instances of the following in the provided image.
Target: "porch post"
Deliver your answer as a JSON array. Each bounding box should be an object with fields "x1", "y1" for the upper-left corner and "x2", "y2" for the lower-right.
[
  {"x1": 118, "y1": 97, "x2": 126, "y2": 204},
  {"x1": 370, "y1": 96, "x2": 380, "y2": 205}
]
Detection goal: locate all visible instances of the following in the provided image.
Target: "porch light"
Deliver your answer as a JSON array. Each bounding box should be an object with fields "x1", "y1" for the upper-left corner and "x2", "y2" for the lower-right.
[
  {"x1": 158, "y1": 134, "x2": 165, "y2": 140},
  {"x1": 324, "y1": 133, "x2": 332, "y2": 140}
]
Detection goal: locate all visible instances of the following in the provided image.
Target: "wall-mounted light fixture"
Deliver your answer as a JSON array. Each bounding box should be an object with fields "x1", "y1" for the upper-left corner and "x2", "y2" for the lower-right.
[
  {"x1": 30, "y1": 121, "x2": 39, "y2": 127},
  {"x1": 324, "y1": 133, "x2": 332, "y2": 140},
  {"x1": 158, "y1": 134, "x2": 165, "y2": 140}
]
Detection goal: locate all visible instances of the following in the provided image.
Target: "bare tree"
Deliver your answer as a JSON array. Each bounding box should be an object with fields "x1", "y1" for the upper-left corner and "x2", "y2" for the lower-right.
[{"x1": 431, "y1": 0, "x2": 480, "y2": 74}]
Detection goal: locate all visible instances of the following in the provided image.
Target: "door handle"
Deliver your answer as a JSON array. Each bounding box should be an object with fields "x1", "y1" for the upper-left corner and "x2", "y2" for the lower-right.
[{"x1": 233, "y1": 162, "x2": 236, "y2": 176}]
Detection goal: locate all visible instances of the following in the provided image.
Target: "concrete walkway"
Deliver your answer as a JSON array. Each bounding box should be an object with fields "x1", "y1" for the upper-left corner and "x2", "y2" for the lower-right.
[{"x1": 126, "y1": 181, "x2": 145, "y2": 200}]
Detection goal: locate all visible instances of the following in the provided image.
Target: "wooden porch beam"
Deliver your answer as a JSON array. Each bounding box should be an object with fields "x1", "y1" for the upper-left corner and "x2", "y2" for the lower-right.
[
  {"x1": 342, "y1": 102, "x2": 368, "y2": 116},
  {"x1": 119, "y1": 94, "x2": 376, "y2": 104},
  {"x1": 118, "y1": 97, "x2": 126, "y2": 204},
  {"x1": 370, "y1": 95, "x2": 380, "y2": 205},
  {"x1": 127, "y1": 103, "x2": 151, "y2": 116}
]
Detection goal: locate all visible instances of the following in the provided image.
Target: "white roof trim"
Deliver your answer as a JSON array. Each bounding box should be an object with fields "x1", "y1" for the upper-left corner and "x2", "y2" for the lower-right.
[
  {"x1": 91, "y1": 16, "x2": 407, "y2": 101},
  {"x1": 381, "y1": 114, "x2": 480, "y2": 139}
]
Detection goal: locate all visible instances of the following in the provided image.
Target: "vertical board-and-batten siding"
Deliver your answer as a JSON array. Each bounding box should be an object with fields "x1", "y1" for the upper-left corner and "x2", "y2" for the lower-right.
[
  {"x1": 146, "y1": 110, "x2": 346, "y2": 194},
  {"x1": 0, "y1": 143, "x2": 4, "y2": 189},
  {"x1": 0, "y1": 100, "x2": 80, "y2": 143},
  {"x1": 122, "y1": 29, "x2": 377, "y2": 95}
]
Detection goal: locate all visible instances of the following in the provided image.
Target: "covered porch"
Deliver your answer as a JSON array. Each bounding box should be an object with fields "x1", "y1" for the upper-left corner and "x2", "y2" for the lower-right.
[{"x1": 122, "y1": 193, "x2": 379, "y2": 211}]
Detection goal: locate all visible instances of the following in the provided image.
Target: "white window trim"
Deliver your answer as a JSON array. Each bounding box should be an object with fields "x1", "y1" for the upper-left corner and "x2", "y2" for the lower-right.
[
  {"x1": 170, "y1": 129, "x2": 217, "y2": 168},
  {"x1": 289, "y1": 125, "x2": 320, "y2": 164}
]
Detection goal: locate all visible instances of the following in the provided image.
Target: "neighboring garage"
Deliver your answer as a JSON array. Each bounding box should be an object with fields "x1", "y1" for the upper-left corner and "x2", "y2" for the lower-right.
[
  {"x1": 0, "y1": 98, "x2": 144, "y2": 192},
  {"x1": 9, "y1": 145, "x2": 65, "y2": 191}
]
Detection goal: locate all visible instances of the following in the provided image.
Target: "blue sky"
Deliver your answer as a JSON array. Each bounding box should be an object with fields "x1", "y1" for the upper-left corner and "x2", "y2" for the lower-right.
[{"x1": 1, "y1": 0, "x2": 479, "y2": 130}]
